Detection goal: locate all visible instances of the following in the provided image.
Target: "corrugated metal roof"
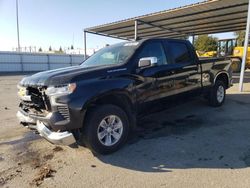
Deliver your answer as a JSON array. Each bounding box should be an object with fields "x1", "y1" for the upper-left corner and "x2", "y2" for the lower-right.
[{"x1": 85, "y1": 0, "x2": 248, "y2": 40}]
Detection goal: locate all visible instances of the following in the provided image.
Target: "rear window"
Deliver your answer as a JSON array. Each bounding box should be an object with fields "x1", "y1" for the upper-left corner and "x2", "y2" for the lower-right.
[{"x1": 168, "y1": 42, "x2": 192, "y2": 64}]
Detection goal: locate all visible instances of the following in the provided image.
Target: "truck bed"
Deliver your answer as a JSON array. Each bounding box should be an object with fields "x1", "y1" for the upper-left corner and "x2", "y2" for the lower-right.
[{"x1": 198, "y1": 57, "x2": 230, "y2": 63}]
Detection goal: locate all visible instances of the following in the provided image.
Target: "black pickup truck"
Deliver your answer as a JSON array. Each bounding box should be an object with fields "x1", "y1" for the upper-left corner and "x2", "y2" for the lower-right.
[{"x1": 17, "y1": 38, "x2": 232, "y2": 154}]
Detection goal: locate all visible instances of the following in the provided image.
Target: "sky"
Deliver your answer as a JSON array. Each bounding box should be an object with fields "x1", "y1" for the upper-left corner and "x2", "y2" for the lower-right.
[{"x1": 0, "y1": 0, "x2": 234, "y2": 52}]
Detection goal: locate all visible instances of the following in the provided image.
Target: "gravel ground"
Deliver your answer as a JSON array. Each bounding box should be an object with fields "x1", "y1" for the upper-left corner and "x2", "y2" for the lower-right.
[{"x1": 0, "y1": 73, "x2": 250, "y2": 188}]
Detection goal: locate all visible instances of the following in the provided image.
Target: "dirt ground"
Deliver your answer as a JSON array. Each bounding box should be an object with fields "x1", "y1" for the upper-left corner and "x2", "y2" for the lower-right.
[{"x1": 0, "y1": 73, "x2": 250, "y2": 188}]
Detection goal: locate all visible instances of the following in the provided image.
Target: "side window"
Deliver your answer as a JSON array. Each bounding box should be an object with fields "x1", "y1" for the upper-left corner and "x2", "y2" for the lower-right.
[
  {"x1": 168, "y1": 42, "x2": 193, "y2": 64},
  {"x1": 137, "y1": 42, "x2": 167, "y2": 66}
]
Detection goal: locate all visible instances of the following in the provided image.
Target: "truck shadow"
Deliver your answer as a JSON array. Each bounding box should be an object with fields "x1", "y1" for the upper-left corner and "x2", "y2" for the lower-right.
[{"x1": 97, "y1": 93, "x2": 250, "y2": 172}]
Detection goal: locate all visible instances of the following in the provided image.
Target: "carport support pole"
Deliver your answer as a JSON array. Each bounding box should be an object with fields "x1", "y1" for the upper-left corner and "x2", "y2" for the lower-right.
[
  {"x1": 134, "y1": 20, "x2": 138, "y2": 41},
  {"x1": 84, "y1": 30, "x2": 87, "y2": 60},
  {"x1": 192, "y1": 35, "x2": 195, "y2": 44},
  {"x1": 239, "y1": 0, "x2": 250, "y2": 92}
]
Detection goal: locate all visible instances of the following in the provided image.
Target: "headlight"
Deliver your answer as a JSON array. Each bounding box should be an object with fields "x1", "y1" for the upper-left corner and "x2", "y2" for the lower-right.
[
  {"x1": 45, "y1": 83, "x2": 76, "y2": 96},
  {"x1": 17, "y1": 85, "x2": 27, "y2": 97}
]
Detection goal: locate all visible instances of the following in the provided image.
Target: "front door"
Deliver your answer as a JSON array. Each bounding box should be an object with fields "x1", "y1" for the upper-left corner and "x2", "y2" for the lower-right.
[{"x1": 134, "y1": 41, "x2": 173, "y2": 103}]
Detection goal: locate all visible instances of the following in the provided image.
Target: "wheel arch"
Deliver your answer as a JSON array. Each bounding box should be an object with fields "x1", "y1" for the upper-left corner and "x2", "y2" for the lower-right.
[
  {"x1": 82, "y1": 91, "x2": 136, "y2": 130},
  {"x1": 214, "y1": 71, "x2": 230, "y2": 89}
]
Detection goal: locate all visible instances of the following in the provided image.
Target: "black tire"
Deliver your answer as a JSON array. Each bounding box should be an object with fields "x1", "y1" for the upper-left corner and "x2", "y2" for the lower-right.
[
  {"x1": 208, "y1": 80, "x2": 226, "y2": 107},
  {"x1": 82, "y1": 104, "x2": 130, "y2": 155},
  {"x1": 231, "y1": 59, "x2": 241, "y2": 73}
]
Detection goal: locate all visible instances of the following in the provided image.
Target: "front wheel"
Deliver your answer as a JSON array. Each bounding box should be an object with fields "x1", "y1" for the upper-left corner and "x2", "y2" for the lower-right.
[
  {"x1": 208, "y1": 80, "x2": 226, "y2": 107},
  {"x1": 82, "y1": 104, "x2": 130, "y2": 155}
]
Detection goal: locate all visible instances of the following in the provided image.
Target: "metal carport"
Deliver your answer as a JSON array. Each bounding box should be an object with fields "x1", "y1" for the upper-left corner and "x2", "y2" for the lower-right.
[{"x1": 84, "y1": 0, "x2": 250, "y2": 92}]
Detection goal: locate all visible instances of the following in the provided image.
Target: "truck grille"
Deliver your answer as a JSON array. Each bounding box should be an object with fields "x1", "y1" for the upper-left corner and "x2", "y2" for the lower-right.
[
  {"x1": 29, "y1": 87, "x2": 46, "y2": 109},
  {"x1": 57, "y1": 106, "x2": 70, "y2": 120},
  {"x1": 20, "y1": 87, "x2": 50, "y2": 116}
]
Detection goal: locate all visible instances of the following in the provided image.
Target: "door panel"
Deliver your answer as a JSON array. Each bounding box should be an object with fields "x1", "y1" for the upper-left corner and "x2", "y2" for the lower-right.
[
  {"x1": 164, "y1": 41, "x2": 202, "y2": 97},
  {"x1": 134, "y1": 67, "x2": 158, "y2": 103},
  {"x1": 153, "y1": 64, "x2": 177, "y2": 99},
  {"x1": 134, "y1": 41, "x2": 172, "y2": 103},
  {"x1": 173, "y1": 63, "x2": 201, "y2": 95}
]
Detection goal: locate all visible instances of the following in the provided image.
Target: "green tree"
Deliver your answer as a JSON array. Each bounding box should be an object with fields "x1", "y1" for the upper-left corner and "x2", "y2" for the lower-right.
[
  {"x1": 194, "y1": 35, "x2": 218, "y2": 51},
  {"x1": 49, "y1": 46, "x2": 52, "y2": 51},
  {"x1": 59, "y1": 46, "x2": 63, "y2": 52},
  {"x1": 38, "y1": 47, "x2": 42, "y2": 52},
  {"x1": 71, "y1": 45, "x2": 74, "y2": 50},
  {"x1": 234, "y1": 31, "x2": 245, "y2": 46}
]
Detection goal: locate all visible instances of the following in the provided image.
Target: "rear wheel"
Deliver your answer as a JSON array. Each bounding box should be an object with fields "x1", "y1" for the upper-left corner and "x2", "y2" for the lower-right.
[
  {"x1": 82, "y1": 104, "x2": 129, "y2": 155},
  {"x1": 208, "y1": 80, "x2": 226, "y2": 107}
]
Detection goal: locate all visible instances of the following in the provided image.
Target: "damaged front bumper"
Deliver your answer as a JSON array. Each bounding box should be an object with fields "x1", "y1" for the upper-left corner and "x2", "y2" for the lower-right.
[
  {"x1": 16, "y1": 110, "x2": 76, "y2": 145},
  {"x1": 36, "y1": 120, "x2": 76, "y2": 145},
  {"x1": 16, "y1": 110, "x2": 36, "y2": 127}
]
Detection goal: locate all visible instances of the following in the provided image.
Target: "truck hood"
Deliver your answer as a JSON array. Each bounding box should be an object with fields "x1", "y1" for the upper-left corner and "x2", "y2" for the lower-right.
[{"x1": 19, "y1": 65, "x2": 119, "y2": 87}]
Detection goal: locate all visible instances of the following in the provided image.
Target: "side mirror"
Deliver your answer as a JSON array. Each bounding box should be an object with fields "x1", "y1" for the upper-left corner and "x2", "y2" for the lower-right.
[{"x1": 138, "y1": 57, "x2": 158, "y2": 68}]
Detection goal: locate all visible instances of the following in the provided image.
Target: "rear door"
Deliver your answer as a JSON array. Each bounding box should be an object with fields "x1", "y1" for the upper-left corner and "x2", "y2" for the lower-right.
[{"x1": 164, "y1": 40, "x2": 202, "y2": 95}]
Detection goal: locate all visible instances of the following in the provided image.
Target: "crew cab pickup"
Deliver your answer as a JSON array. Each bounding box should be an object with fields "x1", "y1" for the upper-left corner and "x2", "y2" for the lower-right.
[{"x1": 17, "y1": 39, "x2": 233, "y2": 154}]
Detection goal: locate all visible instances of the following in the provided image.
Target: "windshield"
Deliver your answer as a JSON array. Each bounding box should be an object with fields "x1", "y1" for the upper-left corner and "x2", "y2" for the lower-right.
[{"x1": 81, "y1": 42, "x2": 138, "y2": 68}]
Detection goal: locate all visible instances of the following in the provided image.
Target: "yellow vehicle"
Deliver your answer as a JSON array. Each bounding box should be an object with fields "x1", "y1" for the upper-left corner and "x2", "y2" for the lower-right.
[
  {"x1": 217, "y1": 38, "x2": 250, "y2": 72},
  {"x1": 196, "y1": 50, "x2": 217, "y2": 57},
  {"x1": 197, "y1": 38, "x2": 250, "y2": 72}
]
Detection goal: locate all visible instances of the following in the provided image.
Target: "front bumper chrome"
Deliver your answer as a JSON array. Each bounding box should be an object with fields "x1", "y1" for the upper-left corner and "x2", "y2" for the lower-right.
[
  {"x1": 17, "y1": 110, "x2": 76, "y2": 146},
  {"x1": 36, "y1": 121, "x2": 76, "y2": 145},
  {"x1": 16, "y1": 110, "x2": 37, "y2": 129},
  {"x1": 17, "y1": 110, "x2": 36, "y2": 124}
]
